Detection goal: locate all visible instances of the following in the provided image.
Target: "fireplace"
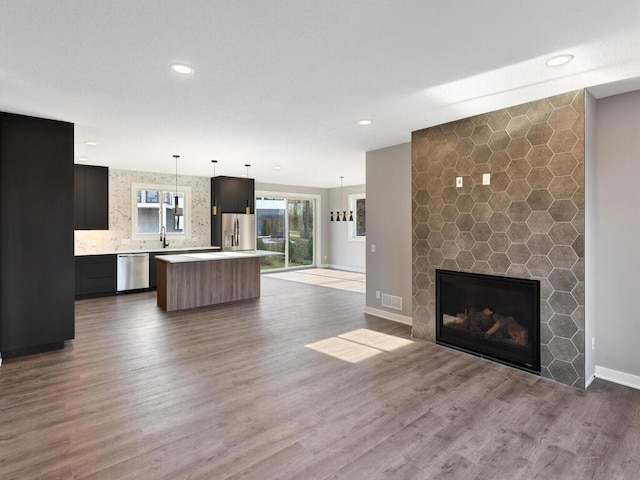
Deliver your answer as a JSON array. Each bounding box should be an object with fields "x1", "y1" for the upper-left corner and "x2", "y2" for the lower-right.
[{"x1": 435, "y1": 269, "x2": 540, "y2": 373}]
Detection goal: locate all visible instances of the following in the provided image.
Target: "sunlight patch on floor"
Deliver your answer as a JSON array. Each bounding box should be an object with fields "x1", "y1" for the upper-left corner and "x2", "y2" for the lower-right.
[
  {"x1": 266, "y1": 268, "x2": 365, "y2": 294},
  {"x1": 338, "y1": 329, "x2": 414, "y2": 351},
  {"x1": 305, "y1": 328, "x2": 414, "y2": 363}
]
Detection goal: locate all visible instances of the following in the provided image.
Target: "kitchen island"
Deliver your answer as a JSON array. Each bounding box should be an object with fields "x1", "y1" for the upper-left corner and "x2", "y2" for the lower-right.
[{"x1": 156, "y1": 250, "x2": 273, "y2": 311}]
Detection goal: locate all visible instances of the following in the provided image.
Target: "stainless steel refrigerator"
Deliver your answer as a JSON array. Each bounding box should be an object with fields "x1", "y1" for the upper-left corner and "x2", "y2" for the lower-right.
[{"x1": 221, "y1": 213, "x2": 256, "y2": 251}]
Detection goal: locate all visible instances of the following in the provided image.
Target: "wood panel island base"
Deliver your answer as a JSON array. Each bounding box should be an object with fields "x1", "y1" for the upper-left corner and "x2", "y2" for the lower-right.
[{"x1": 156, "y1": 251, "x2": 269, "y2": 311}]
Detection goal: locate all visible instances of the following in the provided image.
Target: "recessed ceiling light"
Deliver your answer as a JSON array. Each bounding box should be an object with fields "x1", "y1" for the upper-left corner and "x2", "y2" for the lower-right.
[
  {"x1": 170, "y1": 63, "x2": 194, "y2": 75},
  {"x1": 273, "y1": 165, "x2": 281, "y2": 170},
  {"x1": 545, "y1": 54, "x2": 574, "y2": 67},
  {"x1": 84, "y1": 141, "x2": 98, "y2": 146},
  {"x1": 78, "y1": 156, "x2": 89, "y2": 162},
  {"x1": 358, "y1": 119, "x2": 373, "y2": 126}
]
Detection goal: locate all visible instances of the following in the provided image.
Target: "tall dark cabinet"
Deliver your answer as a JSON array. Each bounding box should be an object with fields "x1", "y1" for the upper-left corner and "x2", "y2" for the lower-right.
[
  {"x1": 211, "y1": 176, "x2": 255, "y2": 247},
  {"x1": 0, "y1": 112, "x2": 75, "y2": 358}
]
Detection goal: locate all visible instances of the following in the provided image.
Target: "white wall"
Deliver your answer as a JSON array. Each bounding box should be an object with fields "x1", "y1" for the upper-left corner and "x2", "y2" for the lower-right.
[
  {"x1": 584, "y1": 91, "x2": 597, "y2": 385},
  {"x1": 594, "y1": 89, "x2": 640, "y2": 385},
  {"x1": 327, "y1": 184, "x2": 366, "y2": 272},
  {"x1": 364, "y1": 143, "x2": 412, "y2": 324}
]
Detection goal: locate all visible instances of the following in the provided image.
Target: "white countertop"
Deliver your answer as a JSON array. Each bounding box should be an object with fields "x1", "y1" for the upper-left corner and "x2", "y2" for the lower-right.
[
  {"x1": 75, "y1": 246, "x2": 221, "y2": 256},
  {"x1": 156, "y1": 250, "x2": 278, "y2": 264}
]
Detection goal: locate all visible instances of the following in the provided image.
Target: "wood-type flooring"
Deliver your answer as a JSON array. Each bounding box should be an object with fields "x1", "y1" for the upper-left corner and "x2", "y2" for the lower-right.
[{"x1": 1, "y1": 276, "x2": 639, "y2": 479}]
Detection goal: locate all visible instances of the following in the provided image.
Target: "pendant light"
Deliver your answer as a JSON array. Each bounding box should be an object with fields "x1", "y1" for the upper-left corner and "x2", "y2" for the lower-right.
[
  {"x1": 330, "y1": 176, "x2": 353, "y2": 222},
  {"x1": 211, "y1": 160, "x2": 218, "y2": 216},
  {"x1": 173, "y1": 155, "x2": 180, "y2": 215},
  {"x1": 244, "y1": 164, "x2": 251, "y2": 214}
]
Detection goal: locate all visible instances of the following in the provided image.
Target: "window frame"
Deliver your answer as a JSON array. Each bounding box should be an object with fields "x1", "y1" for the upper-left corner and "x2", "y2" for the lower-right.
[
  {"x1": 131, "y1": 182, "x2": 192, "y2": 240},
  {"x1": 348, "y1": 193, "x2": 366, "y2": 242}
]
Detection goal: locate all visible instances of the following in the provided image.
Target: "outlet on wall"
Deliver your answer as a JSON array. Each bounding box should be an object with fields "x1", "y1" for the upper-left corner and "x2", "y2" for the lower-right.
[{"x1": 376, "y1": 290, "x2": 380, "y2": 299}]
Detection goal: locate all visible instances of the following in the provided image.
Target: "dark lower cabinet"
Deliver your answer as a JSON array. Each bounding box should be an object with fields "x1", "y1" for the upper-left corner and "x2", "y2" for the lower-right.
[
  {"x1": 75, "y1": 255, "x2": 117, "y2": 298},
  {"x1": 149, "y1": 253, "x2": 160, "y2": 289},
  {"x1": 0, "y1": 112, "x2": 75, "y2": 358}
]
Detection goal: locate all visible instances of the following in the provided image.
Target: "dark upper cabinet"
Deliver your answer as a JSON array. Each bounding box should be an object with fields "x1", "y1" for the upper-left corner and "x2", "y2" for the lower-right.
[
  {"x1": 212, "y1": 176, "x2": 255, "y2": 214},
  {"x1": 75, "y1": 164, "x2": 109, "y2": 230},
  {"x1": 0, "y1": 112, "x2": 75, "y2": 357},
  {"x1": 211, "y1": 176, "x2": 255, "y2": 246}
]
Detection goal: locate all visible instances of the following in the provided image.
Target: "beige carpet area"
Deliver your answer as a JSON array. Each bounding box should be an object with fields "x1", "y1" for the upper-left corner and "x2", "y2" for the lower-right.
[{"x1": 265, "y1": 268, "x2": 365, "y2": 293}]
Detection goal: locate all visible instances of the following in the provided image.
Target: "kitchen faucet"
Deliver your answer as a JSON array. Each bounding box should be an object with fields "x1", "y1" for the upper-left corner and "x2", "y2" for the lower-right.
[{"x1": 160, "y1": 226, "x2": 169, "y2": 248}]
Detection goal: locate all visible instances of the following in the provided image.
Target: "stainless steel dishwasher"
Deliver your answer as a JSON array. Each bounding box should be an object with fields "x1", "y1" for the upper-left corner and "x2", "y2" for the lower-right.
[{"x1": 117, "y1": 253, "x2": 150, "y2": 292}]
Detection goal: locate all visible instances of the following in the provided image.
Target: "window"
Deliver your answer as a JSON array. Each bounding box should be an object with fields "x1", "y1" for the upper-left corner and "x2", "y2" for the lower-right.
[
  {"x1": 348, "y1": 193, "x2": 366, "y2": 241},
  {"x1": 132, "y1": 184, "x2": 190, "y2": 238}
]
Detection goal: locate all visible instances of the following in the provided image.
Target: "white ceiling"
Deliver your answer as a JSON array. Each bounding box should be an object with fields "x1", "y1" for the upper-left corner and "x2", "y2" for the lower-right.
[{"x1": 2, "y1": 1, "x2": 640, "y2": 188}]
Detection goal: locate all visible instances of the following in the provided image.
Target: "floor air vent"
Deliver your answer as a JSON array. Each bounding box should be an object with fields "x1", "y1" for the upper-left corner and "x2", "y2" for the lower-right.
[{"x1": 381, "y1": 294, "x2": 403, "y2": 311}]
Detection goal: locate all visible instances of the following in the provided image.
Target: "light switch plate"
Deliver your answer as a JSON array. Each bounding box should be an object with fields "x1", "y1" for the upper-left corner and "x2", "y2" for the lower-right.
[
  {"x1": 456, "y1": 177, "x2": 463, "y2": 188},
  {"x1": 482, "y1": 173, "x2": 491, "y2": 185}
]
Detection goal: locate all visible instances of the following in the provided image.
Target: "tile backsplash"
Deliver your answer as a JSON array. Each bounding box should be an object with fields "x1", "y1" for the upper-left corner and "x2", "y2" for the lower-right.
[{"x1": 74, "y1": 168, "x2": 211, "y2": 254}]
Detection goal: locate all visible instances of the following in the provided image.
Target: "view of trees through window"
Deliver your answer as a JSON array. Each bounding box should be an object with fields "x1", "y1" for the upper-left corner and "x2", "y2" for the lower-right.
[
  {"x1": 256, "y1": 196, "x2": 314, "y2": 270},
  {"x1": 355, "y1": 197, "x2": 366, "y2": 237},
  {"x1": 349, "y1": 193, "x2": 366, "y2": 240}
]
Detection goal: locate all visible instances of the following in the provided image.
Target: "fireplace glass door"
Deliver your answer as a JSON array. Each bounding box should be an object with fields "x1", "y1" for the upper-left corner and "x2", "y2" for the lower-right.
[{"x1": 435, "y1": 269, "x2": 540, "y2": 373}]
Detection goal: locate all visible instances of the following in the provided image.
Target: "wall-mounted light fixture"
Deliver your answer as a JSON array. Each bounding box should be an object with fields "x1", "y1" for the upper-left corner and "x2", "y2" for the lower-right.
[{"x1": 330, "y1": 176, "x2": 353, "y2": 222}]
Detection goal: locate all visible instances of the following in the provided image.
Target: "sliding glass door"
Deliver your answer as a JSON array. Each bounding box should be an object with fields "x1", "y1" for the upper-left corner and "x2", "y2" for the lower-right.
[{"x1": 256, "y1": 195, "x2": 315, "y2": 270}]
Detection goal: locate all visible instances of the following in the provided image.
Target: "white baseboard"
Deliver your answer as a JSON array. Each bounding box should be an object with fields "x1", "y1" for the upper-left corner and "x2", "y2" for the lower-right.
[
  {"x1": 364, "y1": 306, "x2": 412, "y2": 326},
  {"x1": 585, "y1": 374, "x2": 596, "y2": 389},
  {"x1": 595, "y1": 365, "x2": 640, "y2": 390},
  {"x1": 326, "y1": 264, "x2": 366, "y2": 274}
]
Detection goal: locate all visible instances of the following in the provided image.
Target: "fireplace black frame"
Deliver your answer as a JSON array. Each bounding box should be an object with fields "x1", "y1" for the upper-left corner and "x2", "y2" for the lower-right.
[{"x1": 435, "y1": 269, "x2": 541, "y2": 374}]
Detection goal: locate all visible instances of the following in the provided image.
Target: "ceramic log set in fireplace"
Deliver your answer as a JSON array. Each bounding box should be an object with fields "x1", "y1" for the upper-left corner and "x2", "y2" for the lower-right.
[{"x1": 436, "y1": 269, "x2": 540, "y2": 373}]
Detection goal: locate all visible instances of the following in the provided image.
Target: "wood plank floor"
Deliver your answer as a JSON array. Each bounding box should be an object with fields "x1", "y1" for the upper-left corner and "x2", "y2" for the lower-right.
[{"x1": 1, "y1": 276, "x2": 639, "y2": 479}]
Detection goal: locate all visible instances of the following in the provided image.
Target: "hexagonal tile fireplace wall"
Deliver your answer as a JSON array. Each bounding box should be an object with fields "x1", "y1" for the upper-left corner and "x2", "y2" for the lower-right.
[{"x1": 412, "y1": 90, "x2": 585, "y2": 388}]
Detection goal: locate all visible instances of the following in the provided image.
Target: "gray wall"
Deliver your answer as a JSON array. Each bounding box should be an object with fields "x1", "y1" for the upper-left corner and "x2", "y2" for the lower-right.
[
  {"x1": 594, "y1": 90, "x2": 640, "y2": 378},
  {"x1": 255, "y1": 182, "x2": 330, "y2": 267},
  {"x1": 365, "y1": 143, "x2": 413, "y2": 322},
  {"x1": 584, "y1": 91, "x2": 597, "y2": 383},
  {"x1": 327, "y1": 184, "x2": 366, "y2": 272}
]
